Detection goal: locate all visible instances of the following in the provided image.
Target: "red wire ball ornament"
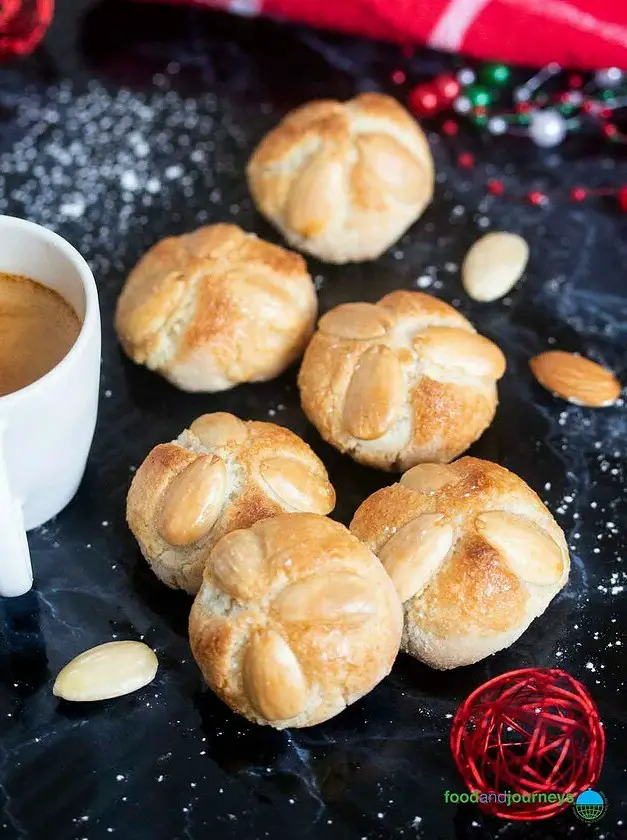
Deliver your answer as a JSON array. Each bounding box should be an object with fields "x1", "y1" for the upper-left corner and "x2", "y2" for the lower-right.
[
  {"x1": 0, "y1": 0, "x2": 54, "y2": 59},
  {"x1": 450, "y1": 668, "x2": 605, "y2": 821}
]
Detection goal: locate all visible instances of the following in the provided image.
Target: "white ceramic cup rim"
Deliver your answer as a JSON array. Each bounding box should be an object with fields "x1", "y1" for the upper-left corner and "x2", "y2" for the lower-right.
[{"x1": 0, "y1": 215, "x2": 99, "y2": 407}]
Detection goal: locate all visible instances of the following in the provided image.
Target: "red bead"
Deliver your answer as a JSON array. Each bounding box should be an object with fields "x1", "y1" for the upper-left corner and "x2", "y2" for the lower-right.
[
  {"x1": 473, "y1": 106, "x2": 487, "y2": 117},
  {"x1": 617, "y1": 186, "x2": 627, "y2": 212},
  {"x1": 487, "y1": 178, "x2": 504, "y2": 196},
  {"x1": 599, "y1": 106, "x2": 613, "y2": 120},
  {"x1": 516, "y1": 102, "x2": 531, "y2": 114},
  {"x1": 391, "y1": 70, "x2": 406, "y2": 85},
  {"x1": 451, "y1": 669, "x2": 605, "y2": 820},
  {"x1": 569, "y1": 73, "x2": 584, "y2": 88},
  {"x1": 603, "y1": 123, "x2": 618, "y2": 137},
  {"x1": 581, "y1": 99, "x2": 597, "y2": 114},
  {"x1": 433, "y1": 73, "x2": 461, "y2": 102},
  {"x1": 442, "y1": 119, "x2": 459, "y2": 136},
  {"x1": 570, "y1": 187, "x2": 588, "y2": 202},
  {"x1": 528, "y1": 191, "x2": 548, "y2": 206},
  {"x1": 457, "y1": 152, "x2": 475, "y2": 168},
  {"x1": 409, "y1": 84, "x2": 440, "y2": 117}
]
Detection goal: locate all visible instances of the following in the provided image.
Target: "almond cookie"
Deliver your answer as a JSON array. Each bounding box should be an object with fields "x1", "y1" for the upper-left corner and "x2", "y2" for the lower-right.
[
  {"x1": 350, "y1": 457, "x2": 570, "y2": 669},
  {"x1": 115, "y1": 224, "x2": 317, "y2": 391},
  {"x1": 247, "y1": 93, "x2": 434, "y2": 263},
  {"x1": 189, "y1": 513, "x2": 403, "y2": 727},
  {"x1": 127, "y1": 412, "x2": 335, "y2": 594},
  {"x1": 298, "y1": 290, "x2": 506, "y2": 470}
]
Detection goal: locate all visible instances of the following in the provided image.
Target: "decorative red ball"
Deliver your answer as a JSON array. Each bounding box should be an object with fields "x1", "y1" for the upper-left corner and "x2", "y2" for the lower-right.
[
  {"x1": 527, "y1": 191, "x2": 548, "y2": 206},
  {"x1": 0, "y1": 0, "x2": 54, "y2": 58},
  {"x1": 581, "y1": 99, "x2": 597, "y2": 114},
  {"x1": 433, "y1": 74, "x2": 461, "y2": 102},
  {"x1": 487, "y1": 179, "x2": 505, "y2": 196},
  {"x1": 391, "y1": 69, "x2": 406, "y2": 85},
  {"x1": 568, "y1": 73, "x2": 584, "y2": 89},
  {"x1": 603, "y1": 123, "x2": 618, "y2": 138},
  {"x1": 516, "y1": 102, "x2": 531, "y2": 114},
  {"x1": 457, "y1": 152, "x2": 475, "y2": 169},
  {"x1": 409, "y1": 84, "x2": 440, "y2": 117},
  {"x1": 450, "y1": 668, "x2": 605, "y2": 820},
  {"x1": 570, "y1": 187, "x2": 588, "y2": 202},
  {"x1": 617, "y1": 186, "x2": 627, "y2": 212}
]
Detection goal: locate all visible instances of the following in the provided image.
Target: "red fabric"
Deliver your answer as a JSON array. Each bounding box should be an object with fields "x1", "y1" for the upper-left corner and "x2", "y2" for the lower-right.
[
  {"x1": 2, "y1": 0, "x2": 626, "y2": 66},
  {"x1": 159, "y1": 0, "x2": 627, "y2": 69}
]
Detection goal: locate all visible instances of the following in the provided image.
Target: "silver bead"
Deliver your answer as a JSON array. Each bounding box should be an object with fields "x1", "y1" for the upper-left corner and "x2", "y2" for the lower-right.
[
  {"x1": 514, "y1": 87, "x2": 531, "y2": 103},
  {"x1": 487, "y1": 117, "x2": 508, "y2": 135},
  {"x1": 529, "y1": 109, "x2": 567, "y2": 147},
  {"x1": 594, "y1": 67, "x2": 623, "y2": 88},
  {"x1": 453, "y1": 95, "x2": 472, "y2": 114},
  {"x1": 456, "y1": 68, "x2": 476, "y2": 86}
]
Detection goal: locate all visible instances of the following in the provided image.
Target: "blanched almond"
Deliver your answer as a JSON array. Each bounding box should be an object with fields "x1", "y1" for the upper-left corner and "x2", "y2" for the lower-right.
[
  {"x1": 160, "y1": 455, "x2": 226, "y2": 546},
  {"x1": 379, "y1": 514, "x2": 454, "y2": 603},
  {"x1": 462, "y1": 232, "x2": 529, "y2": 302},
  {"x1": 243, "y1": 630, "x2": 307, "y2": 721},
  {"x1": 319, "y1": 302, "x2": 389, "y2": 340},
  {"x1": 53, "y1": 641, "x2": 158, "y2": 702},
  {"x1": 260, "y1": 457, "x2": 335, "y2": 514},
  {"x1": 356, "y1": 133, "x2": 425, "y2": 204},
  {"x1": 529, "y1": 351, "x2": 621, "y2": 407},
  {"x1": 400, "y1": 463, "x2": 458, "y2": 495},
  {"x1": 416, "y1": 327, "x2": 506, "y2": 379},
  {"x1": 343, "y1": 345, "x2": 404, "y2": 439},
  {"x1": 286, "y1": 151, "x2": 345, "y2": 239},
  {"x1": 189, "y1": 412, "x2": 247, "y2": 448},
  {"x1": 209, "y1": 529, "x2": 268, "y2": 601},
  {"x1": 274, "y1": 573, "x2": 375, "y2": 626},
  {"x1": 476, "y1": 511, "x2": 564, "y2": 586}
]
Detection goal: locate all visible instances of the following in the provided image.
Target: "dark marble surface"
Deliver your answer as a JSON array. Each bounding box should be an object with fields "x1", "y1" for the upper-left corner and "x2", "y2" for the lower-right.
[{"x1": 1, "y1": 3, "x2": 626, "y2": 839}]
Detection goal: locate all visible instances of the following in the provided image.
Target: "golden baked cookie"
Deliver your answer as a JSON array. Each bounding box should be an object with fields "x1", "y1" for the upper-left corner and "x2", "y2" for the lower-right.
[
  {"x1": 298, "y1": 290, "x2": 506, "y2": 471},
  {"x1": 247, "y1": 93, "x2": 434, "y2": 263},
  {"x1": 127, "y1": 413, "x2": 335, "y2": 594},
  {"x1": 189, "y1": 513, "x2": 403, "y2": 728},
  {"x1": 115, "y1": 224, "x2": 317, "y2": 392},
  {"x1": 350, "y1": 457, "x2": 570, "y2": 669}
]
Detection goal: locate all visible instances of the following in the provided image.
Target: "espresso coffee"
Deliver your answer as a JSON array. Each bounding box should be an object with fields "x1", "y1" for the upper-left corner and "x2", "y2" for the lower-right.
[{"x1": 0, "y1": 272, "x2": 81, "y2": 397}]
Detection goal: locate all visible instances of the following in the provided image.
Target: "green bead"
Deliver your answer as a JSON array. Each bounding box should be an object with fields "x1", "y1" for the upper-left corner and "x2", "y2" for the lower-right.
[
  {"x1": 468, "y1": 85, "x2": 491, "y2": 107},
  {"x1": 601, "y1": 90, "x2": 616, "y2": 101},
  {"x1": 472, "y1": 115, "x2": 488, "y2": 127},
  {"x1": 483, "y1": 63, "x2": 511, "y2": 86},
  {"x1": 517, "y1": 114, "x2": 530, "y2": 126}
]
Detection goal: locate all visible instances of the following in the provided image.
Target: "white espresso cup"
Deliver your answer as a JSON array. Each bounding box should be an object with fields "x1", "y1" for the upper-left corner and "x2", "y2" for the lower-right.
[{"x1": 0, "y1": 216, "x2": 101, "y2": 597}]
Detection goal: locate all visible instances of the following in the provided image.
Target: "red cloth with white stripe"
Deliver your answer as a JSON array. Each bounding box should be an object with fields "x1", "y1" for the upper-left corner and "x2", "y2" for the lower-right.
[{"x1": 162, "y1": 0, "x2": 627, "y2": 69}]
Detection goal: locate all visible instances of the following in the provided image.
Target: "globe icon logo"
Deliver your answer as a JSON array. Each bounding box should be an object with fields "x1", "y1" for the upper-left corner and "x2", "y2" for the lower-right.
[{"x1": 574, "y1": 789, "x2": 607, "y2": 823}]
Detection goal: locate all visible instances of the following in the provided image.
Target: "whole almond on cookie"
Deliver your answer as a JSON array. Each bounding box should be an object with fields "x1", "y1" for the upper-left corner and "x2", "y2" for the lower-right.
[
  {"x1": 530, "y1": 351, "x2": 621, "y2": 407},
  {"x1": 462, "y1": 232, "x2": 529, "y2": 302},
  {"x1": 53, "y1": 641, "x2": 158, "y2": 702}
]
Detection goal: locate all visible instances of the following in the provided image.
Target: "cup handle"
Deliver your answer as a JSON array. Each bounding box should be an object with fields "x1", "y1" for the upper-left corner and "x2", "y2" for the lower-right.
[{"x1": 0, "y1": 424, "x2": 33, "y2": 597}]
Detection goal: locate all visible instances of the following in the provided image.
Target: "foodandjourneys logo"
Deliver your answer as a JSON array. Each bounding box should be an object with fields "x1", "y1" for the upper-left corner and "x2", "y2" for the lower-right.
[{"x1": 443, "y1": 788, "x2": 608, "y2": 822}]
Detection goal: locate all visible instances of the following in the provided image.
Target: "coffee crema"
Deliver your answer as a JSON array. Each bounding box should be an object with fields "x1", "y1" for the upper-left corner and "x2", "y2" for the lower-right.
[{"x1": 0, "y1": 272, "x2": 81, "y2": 397}]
